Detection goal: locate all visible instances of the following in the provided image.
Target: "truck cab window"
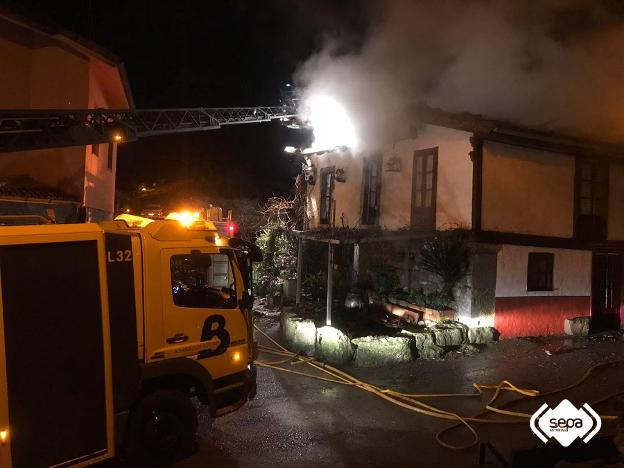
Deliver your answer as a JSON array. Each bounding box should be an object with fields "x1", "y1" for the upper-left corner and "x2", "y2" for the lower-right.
[{"x1": 171, "y1": 253, "x2": 236, "y2": 309}]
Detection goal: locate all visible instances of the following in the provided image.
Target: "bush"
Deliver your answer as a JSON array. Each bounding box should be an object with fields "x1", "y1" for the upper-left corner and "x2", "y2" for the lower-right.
[
  {"x1": 405, "y1": 288, "x2": 455, "y2": 310},
  {"x1": 419, "y1": 229, "x2": 470, "y2": 296},
  {"x1": 254, "y1": 227, "x2": 297, "y2": 297},
  {"x1": 373, "y1": 268, "x2": 400, "y2": 296},
  {"x1": 252, "y1": 195, "x2": 300, "y2": 297}
]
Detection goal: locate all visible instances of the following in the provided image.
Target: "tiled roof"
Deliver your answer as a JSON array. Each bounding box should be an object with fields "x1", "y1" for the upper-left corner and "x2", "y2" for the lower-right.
[{"x1": 0, "y1": 185, "x2": 79, "y2": 202}]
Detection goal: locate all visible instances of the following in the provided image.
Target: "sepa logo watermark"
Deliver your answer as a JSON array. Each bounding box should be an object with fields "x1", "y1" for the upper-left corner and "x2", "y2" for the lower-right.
[{"x1": 530, "y1": 399, "x2": 601, "y2": 447}]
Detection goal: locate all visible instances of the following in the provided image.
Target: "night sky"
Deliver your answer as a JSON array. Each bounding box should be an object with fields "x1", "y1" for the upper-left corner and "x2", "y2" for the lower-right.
[{"x1": 4, "y1": 0, "x2": 370, "y2": 201}]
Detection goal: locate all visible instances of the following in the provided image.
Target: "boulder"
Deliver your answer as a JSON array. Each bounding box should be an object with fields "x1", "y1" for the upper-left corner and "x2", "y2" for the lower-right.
[
  {"x1": 401, "y1": 329, "x2": 435, "y2": 349},
  {"x1": 400, "y1": 330, "x2": 445, "y2": 359},
  {"x1": 352, "y1": 336, "x2": 414, "y2": 367},
  {"x1": 431, "y1": 322, "x2": 467, "y2": 347},
  {"x1": 468, "y1": 327, "x2": 500, "y2": 344},
  {"x1": 280, "y1": 311, "x2": 317, "y2": 355},
  {"x1": 315, "y1": 326, "x2": 354, "y2": 364},
  {"x1": 417, "y1": 343, "x2": 446, "y2": 359},
  {"x1": 564, "y1": 316, "x2": 590, "y2": 336},
  {"x1": 458, "y1": 343, "x2": 480, "y2": 355}
]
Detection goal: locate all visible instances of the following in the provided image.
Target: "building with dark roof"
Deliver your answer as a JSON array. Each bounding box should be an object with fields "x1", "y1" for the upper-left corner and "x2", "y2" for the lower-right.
[
  {"x1": 0, "y1": 8, "x2": 133, "y2": 222},
  {"x1": 299, "y1": 106, "x2": 624, "y2": 339}
]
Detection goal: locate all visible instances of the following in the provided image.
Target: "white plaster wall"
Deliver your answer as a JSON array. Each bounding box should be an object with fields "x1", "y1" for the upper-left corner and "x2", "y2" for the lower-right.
[
  {"x1": 380, "y1": 125, "x2": 473, "y2": 230},
  {"x1": 495, "y1": 244, "x2": 591, "y2": 297},
  {"x1": 608, "y1": 162, "x2": 624, "y2": 241},
  {"x1": 306, "y1": 150, "x2": 364, "y2": 229},
  {"x1": 84, "y1": 143, "x2": 116, "y2": 215},
  {"x1": 306, "y1": 125, "x2": 473, "y2": 230},
  {"x1": 482, "y1": 142, "x2": 575, "y2": 237}
]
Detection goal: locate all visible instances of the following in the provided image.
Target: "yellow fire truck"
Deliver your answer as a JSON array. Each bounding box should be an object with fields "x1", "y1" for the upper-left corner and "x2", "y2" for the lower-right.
[{"x1": 0, "y1": 215, "x2": 261, "y2": 467}]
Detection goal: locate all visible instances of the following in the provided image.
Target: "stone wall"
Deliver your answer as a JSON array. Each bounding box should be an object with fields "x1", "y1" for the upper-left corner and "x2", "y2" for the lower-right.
[{"x1": 280, "y1": 310, "x2": 499, "y2": 367}]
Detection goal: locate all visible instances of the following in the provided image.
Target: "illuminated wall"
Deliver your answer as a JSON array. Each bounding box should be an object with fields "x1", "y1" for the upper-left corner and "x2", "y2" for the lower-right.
[
  {"x1": 0, "y1": 16, "x2": 130, "y2": 221},
  {"x1": 306, "y1": 150, "x2": 364, "y2": 229},
  {"x1": 481, "y1": 141, "x2": 575, "y2": 238},
  {"x1": 83, "y1": 58, "x2": 130, "y2": 218},
  {"x1": 0, "y1": 36, "x2": 88, "y2": 202},
  {"x1": 494, "y1": 245, "x2": 592, "y2": 338},
  {"x1": 306, "y1": 124, "x2": 473, "y2": 230},
  {"x1": 380, "y1": 125, "x2": 473, "y2": 230}
]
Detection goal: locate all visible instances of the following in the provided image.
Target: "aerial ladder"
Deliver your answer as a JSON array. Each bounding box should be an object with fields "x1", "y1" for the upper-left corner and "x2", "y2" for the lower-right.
[{"x1": 0, "y1": 103, "x2": 299, "y2": 153}]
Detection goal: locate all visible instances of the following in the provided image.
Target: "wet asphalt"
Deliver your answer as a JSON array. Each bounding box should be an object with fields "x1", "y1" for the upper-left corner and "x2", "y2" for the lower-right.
[{"x1": 176, "y1": 317, "x2": 624, "y2": 468}]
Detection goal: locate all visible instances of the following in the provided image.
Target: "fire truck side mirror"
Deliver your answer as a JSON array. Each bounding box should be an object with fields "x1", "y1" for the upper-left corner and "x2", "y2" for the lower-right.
[{"x1": 228, "y1": 238, "x2": 263, "y2": 263}]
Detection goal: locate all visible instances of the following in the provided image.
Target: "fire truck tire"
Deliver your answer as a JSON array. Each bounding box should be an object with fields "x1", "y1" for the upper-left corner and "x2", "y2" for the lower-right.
[{"x1": 125, "y1": 389, "x2": 198, "y2": 467}]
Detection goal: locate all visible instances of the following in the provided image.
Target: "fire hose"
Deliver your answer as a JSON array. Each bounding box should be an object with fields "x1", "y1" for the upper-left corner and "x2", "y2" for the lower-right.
[{"x1": 253, "y1": 325, "x2": 623, "y2": 451}]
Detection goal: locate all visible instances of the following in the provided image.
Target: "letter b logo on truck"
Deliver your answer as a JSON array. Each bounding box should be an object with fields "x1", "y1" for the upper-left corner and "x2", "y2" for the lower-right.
[
  {"x1": 530, "y1": 399, "x2": 601, "y2": 447},
  {"x1": 198, "y1": 315, "x2": 230, "y2": 359}
]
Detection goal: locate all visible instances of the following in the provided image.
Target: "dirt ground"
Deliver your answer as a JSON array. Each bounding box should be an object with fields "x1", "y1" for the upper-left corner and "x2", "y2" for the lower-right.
[{"x1": 176, "y1": 315, "x2": 624, "y2": 467}]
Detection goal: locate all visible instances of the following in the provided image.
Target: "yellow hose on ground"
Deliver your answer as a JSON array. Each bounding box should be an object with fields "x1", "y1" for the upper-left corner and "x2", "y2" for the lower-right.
[{"x1": 253, "y1": 325, "x2": 622, "y2": 451}]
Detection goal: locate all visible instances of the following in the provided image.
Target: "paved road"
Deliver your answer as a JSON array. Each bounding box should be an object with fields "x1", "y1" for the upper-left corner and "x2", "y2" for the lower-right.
[{"x1": 176, "y1": 318, "x2": 624, "y2": 467}]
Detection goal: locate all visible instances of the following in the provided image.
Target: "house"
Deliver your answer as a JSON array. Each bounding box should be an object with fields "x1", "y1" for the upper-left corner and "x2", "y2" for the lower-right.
[
  {"x1": 0, "y1": 9, "x2": 133, "y2": 222},
  {"x1": 300, "y1": 107, "x2": 624, "y2": 338}
]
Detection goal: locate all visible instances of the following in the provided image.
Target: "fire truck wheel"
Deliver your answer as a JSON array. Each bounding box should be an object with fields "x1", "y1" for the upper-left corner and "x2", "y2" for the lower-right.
[{"x1": 125, "y1": 389, "x2": 198, "y2": 467}]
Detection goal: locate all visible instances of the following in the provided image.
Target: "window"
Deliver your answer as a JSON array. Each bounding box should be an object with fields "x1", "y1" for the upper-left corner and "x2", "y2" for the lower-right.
[
  {"x1": 527, "y1": 252, "x2": 554, "y2": 292},
  {"x1": 362, "y1": 156, "x2": 381, "y2": 225},
  {"x1": 92, "y1": 143, "x2": 99, "y2": 156},
  {"x1": 411, "y1": 148, "x2": 438, "y2": 230},
  {"x1": 107, "y1": 144, "x2": 114, "y2": 170},
  {"x1": 319, "y1": 166, "x2": 335, "y2": 225},
  {"x1": 171, "y1": 253, "x2": 236, "y2": 308},
  {"x1": 575, "y1": 159, "x2": 608, "y2": 241}
]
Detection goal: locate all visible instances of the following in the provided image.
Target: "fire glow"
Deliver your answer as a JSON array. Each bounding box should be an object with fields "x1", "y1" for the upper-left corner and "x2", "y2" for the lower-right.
[{"x1": 302, "y1": 95, "x2": 357, "y2": 152}]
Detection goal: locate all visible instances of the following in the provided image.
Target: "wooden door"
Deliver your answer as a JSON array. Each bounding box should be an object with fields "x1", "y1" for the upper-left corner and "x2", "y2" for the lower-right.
[
  {"x1": 591, "y1": 252, "x2": 622, "y2": 332},
  {"x1": 411, "y1": 148, "x2": 438, "y2": 230}
]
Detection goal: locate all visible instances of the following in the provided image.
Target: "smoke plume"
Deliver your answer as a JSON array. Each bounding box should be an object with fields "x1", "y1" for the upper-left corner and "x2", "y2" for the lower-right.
[{"x1": 295, "y1": 0, "x2": 624, "y2": 150}]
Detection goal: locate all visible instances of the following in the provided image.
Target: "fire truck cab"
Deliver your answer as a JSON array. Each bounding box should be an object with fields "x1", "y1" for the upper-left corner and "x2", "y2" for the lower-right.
[{"x1": 0, "y1": 217, "x2": 259, "y2": 467}]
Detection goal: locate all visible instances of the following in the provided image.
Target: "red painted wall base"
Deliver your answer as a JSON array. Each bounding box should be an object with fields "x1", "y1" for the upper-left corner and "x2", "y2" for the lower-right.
[{"x1": 494, "y1": 296, "x2": 590, "y2": 339}]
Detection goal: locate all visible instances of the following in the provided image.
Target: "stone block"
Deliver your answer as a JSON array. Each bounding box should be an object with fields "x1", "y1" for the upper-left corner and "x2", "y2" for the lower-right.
[
  {"x1": 400, "y1": 329, "x2": 445, "y2": 359},
  {"x1": 352, "y1": 336, "x2": 414, "y2": 367},
  {"x1": 417, "y1": 344, "x2": 446, "y2": 359},
  {"x1": 280, "y1": 311, "x2": 317, "y2": 355},
  {"x1": 401, "y1": 329, "x2": 435, "y2": 349},
  {"x1": 564, "y1": 316, "x2": 590, "y2": 336},
  {"x1": 315, "y1": 326, "x2": 354, "y2": 365},
  {"x1": 431, "y1": 322, "x2": 467, "y2": 347},
  {"x1": 458, "y1": 343, "x2": 480, "y2": 355},
  {"x1": 468, "y1": 327, "x2": 500, "y2": 344}
]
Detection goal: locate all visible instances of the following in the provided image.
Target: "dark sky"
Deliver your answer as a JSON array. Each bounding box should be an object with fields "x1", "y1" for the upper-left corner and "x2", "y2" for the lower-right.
[{"x1": 4, "y1": 0, "x2": 370, "y2": 201}]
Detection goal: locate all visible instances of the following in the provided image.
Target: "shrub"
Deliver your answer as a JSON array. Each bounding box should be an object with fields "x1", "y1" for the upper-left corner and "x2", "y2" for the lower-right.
[
  {"x1": 254, "y1": 227, "x2": 297, "y2": 297},
  {"x1": 373, "y1": 267, "x2": 400, "y2": 296},
  {"x1": 405, "y1": 288, "x2": 455, "y2": 310},
  {"x1": 419, "y1": 229, "x2": 470, "y2": 296}
]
